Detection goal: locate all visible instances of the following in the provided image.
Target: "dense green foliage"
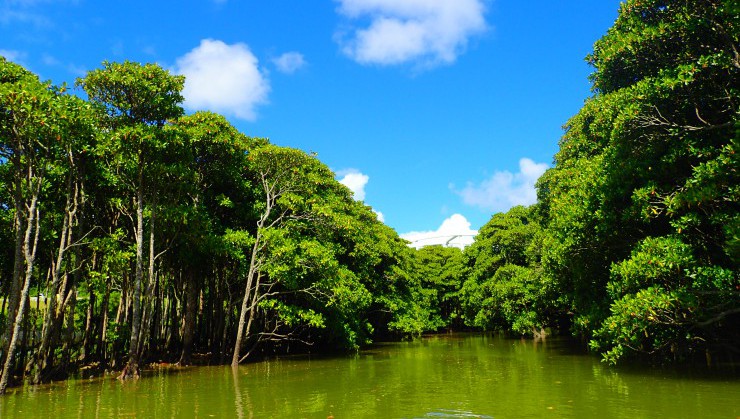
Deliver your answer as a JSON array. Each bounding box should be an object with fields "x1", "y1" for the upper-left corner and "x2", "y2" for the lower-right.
[
  {"x1": 0, "y1": 0, "x2": 737, "y2": 392},
  {"x1": 0, "y1": 58, "x2": 429, "y2": 390},
  {"x1": 540, "y1": 0, "x2": 739, "y2": 364},
  {"x1": 459, "y1": 206, "x2": 561, "y2": 336},
  {"x1": 444, "y1": 0, "x2": 738, "y2": 365}
]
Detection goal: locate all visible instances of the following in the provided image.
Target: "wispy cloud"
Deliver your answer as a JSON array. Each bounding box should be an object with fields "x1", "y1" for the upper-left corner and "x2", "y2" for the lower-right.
[
  {"x1": 41, "y1": 52, "x2": 86, "y2": 76},
  {"x1": 0, "y1": 0, "x2": 75, "y2": 27},
  {"x1": 272, "y1": 52, "x2": 306, "y2": 74},
  {"x1": 0, "y1": 49, "x2": 27, "y2": 63},
  {"x1": 455, "y1": 158, "x2": 549, "y2": 212},
  {"x1": 175, "y1": 39, "x2": 270, "y2": 121},
  {"x1": 334, "y1": 0, "x2": 488, "y2": 67},
  {"x1": 401, "y1": 214, "x2": 477, "y2": 249},
  {"x1": 0, "y1": 8, "x2": 50, "y2": 27}
]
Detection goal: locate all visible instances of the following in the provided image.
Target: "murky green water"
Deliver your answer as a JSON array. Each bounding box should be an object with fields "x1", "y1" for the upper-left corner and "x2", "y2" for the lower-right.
[{"x1": 0, "y1": 334, "x2": 737, "y2": 418}]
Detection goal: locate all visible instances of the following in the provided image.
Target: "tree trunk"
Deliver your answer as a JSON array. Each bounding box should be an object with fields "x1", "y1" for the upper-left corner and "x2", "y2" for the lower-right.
[
  {"x1": 1, "y1": 184, "x2": 25, "y2": 368},
  {"x1": 166, "y1": 283, "x2": 180, "y2": 353},
  {"x1": 98, "y1": 280, "x2": 111, "y2": 364},
  {"x1": 114, "y1": 280, "x2": 126, "y2": 325},
  {"x1": 151, "y1": 271, "x2": 162, "y2": 356},
  {"x1": 0, "y1": 197, "x2": 40, "y2": 394},
  {"x1": 137, "y1": 207, "x2": 157, "y2": 359},
  {"x1": 18, "y1": 293, "x2": 31, "y2": 378},
  {"x1": 119, "y1": 160, "x2": 145, "y2": 380},
  {"x1": 60, "y1": 288, "x2": 77, "y2": 374},
  {"x1": 243, "y1": 271, "x2": 262, "y2": 355},
  {"x1": 81, "y1": 284, "x2": 96, "y2": 363},
  {"x1": 178, "y1": 271, "x2": 198, "y2": 365},
  {"x1": 32, "y1": 174, "x2": 76, "y2": 382},
  {"x1": 210, "y1": 272, "x2": 225, "y2": 361},
  {"x1": 232, "y1": 232, "x2": 262, "y2": 367}
]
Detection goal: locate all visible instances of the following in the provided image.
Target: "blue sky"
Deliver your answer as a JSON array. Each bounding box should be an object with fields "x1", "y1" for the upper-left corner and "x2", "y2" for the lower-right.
[{"x1": 1, "y1": 0, "x2": 620, "y2": 245}]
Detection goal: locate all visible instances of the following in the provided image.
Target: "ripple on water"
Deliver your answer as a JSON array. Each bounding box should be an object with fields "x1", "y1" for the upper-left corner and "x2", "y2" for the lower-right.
[{"x1": 421, "y1": 408, "x2": 493, "y2": 418}]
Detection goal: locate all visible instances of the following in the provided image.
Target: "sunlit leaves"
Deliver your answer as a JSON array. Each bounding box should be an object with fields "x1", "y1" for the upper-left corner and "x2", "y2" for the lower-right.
[{"x1": 543, "y1": 0, "x2": 739, "y2": 363}]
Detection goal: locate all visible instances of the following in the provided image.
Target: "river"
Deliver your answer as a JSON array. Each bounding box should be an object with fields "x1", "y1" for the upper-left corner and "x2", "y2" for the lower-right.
[{"x1": 0, "y1": 333, "x2": 737, "y2": 418}]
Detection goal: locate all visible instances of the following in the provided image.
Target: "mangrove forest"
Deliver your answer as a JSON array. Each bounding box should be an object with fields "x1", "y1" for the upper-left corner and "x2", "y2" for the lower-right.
[{"x1": 0, "y1": 0, "x2": 738, "y2": 395}]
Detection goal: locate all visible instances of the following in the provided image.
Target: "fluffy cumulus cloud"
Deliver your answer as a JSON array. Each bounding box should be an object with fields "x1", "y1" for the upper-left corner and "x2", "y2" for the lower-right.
[
  {"x1": 401, "y1": 214, "x2": 478, "y2": 249},
  {"x1": 337, "y1": 169, "x2": 370, "y2": 201},
  {"x1": 335, "y1": 0, "x2": 488, "y2": 66},
  {"x1": 337, "y1": 169, "x2": 385, "y2": 223},
  {"x1": 175, "y1": 39, "x2": 269, "y2": 121},
  {"x1": 457, "y1": 158, "x2": 549, "y2": 212},
  {"x1": 272, "y1": 52, "x2": 306, "y2": 74}
]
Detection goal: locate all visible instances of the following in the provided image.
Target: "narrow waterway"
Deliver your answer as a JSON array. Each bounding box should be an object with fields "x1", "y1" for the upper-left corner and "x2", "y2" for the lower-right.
[{"x1": 1, "y1": 334, "x2": 737, "y2": 418}]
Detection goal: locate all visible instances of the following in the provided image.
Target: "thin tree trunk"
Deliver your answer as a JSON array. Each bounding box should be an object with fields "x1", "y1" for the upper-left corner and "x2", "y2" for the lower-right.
[
  {"x1": 232, "y1": 173, "x2": 280, "y2": 367},
  {"x1": 232, "y1": 230, "x2": 263, "y2": 367},
  {"x1": 151, "y1": 271, "x2": 162, "y2": 356},
  {"x1": 0, "y1": 197, "x2": 40, "y2": 394},
  {"x1": 2, "y1": 187, "x2": 25, "y2": 367},
  {"x1": 119, "y1": 159, "x2": 145, "y2": 380},
  {"x1": 114, "y1": 281, "x2": 126, "y2": 325},
  {"x1": 18, "y1": 293, "x2": 31, "y2": 378},
  {"x1": 238, "y1": 271, "x2": 263, "y2": 363},
  {"x1": 166, "y1": 283, "x2": 179, "y2": 352},
  {"x1": 60, "y1": 288, "x2": 77, "y2": 374},
  {"x1": 137, "y1": 206, "x2": 157, "y2": 359},
  {"x1": 210, "y1": 272, "x2": 225, "y2": 361},
  {"x1": 220, "y1": 284, "x2": 233, "y2": 364},
  {"x1": 97, "y1": 280, "x2": 111, "y2": 364},
  {"x1": 178, "y1": 271, "x2": 198, "y2": 365},
  {"x1": 81, "y1": 283, "x2": 95, "y2": 362},
  {"x1": 32, "y1": 174, "x2": 77, "y2": 382}
]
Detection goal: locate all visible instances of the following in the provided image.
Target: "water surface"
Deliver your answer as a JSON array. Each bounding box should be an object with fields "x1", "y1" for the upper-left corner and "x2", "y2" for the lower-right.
[{"x1": 1, "y1": 334, "x2": 737, "y2": 418}]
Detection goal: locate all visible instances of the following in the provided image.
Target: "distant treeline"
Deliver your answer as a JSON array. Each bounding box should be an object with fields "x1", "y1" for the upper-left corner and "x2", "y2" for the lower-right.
[{"x1": 0, "y1": 0, "x2": 737, "y2": 393}]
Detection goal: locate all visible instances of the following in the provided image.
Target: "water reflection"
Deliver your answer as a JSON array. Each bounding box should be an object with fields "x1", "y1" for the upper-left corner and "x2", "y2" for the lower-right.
[
  {"x1": 0, "y1": 334, "x2": 737, "y2": 418},
  {"x1": 422, "y1": 409, "x2": 493, "y2": 418}
]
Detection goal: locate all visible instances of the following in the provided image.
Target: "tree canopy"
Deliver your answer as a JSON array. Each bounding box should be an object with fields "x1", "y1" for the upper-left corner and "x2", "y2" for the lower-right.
[{"x1": 0, "y1": 0, "x2": 737, "y2": 393}]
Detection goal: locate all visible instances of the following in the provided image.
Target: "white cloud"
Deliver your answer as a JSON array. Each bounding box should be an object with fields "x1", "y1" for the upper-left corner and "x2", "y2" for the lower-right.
[
  {"x1": 175, "y1": 39, "x2": 270, "y2": 121},
  {"x1": 337, "y1": 169, "x2": 386, "y2": 223},
  {"x1": 456, "y1": 158, "x2": 549, "y2": 212},
  {"x1": 273, "y1": 52, "x2": 306, "y2": 74},
  {"x1": 373, "y1": 210, "x2": 385, "y2": 223},
  {"x1": 337, "y1": 169, "x2": 369, "y2": 201},
  {"x1": 401, "y1": 214, "x2": 477, "y2": 249},
  {"x1": 0, "y1": 0, "x2": 55, "y2": 27},
  {"x1": 335, "y1": 0, "x2": 488, "y2": 67}
]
